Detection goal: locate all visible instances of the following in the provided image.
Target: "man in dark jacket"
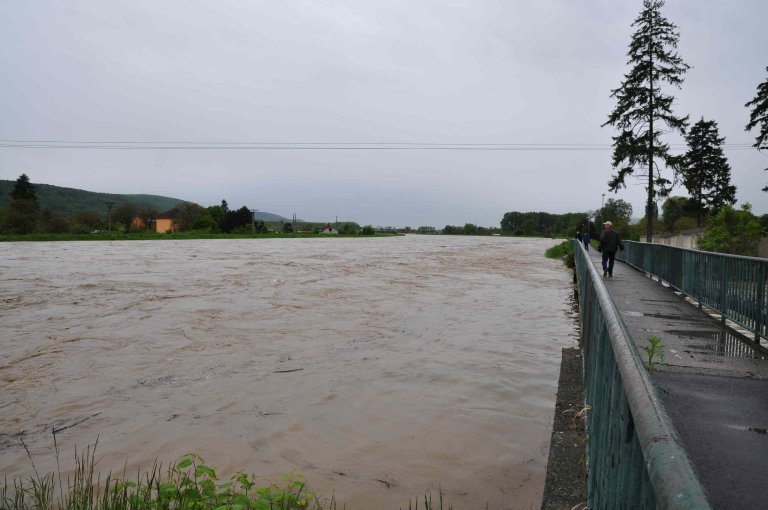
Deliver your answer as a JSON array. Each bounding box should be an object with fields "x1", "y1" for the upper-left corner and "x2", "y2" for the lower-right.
[{"x1": 598, "y1": 221, "x2": 624, "y2": 278}]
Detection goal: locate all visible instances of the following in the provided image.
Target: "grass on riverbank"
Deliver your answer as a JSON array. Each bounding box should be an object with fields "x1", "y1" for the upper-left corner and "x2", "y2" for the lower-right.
[
  {"x1": 1, "y1": 441, "x2": 324, "y2": 510},
  {"x1": 544, "y1": 241, "x2": 575, "y2": 269},
  {"x1": 0, "y1": 232, "x2": 399, "y2": 242},
  {"x1": 2, "y1": 439, "x2": 457, "y2": 510}
]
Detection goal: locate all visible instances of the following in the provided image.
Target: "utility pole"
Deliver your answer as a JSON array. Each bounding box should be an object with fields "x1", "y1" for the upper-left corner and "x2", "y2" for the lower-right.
[
  {"x1": 105, "y1": 201, "x2": 115, "y2": 231},
  {"x1": 250, "y1": 209, "x2": 257, "y2": 233}
]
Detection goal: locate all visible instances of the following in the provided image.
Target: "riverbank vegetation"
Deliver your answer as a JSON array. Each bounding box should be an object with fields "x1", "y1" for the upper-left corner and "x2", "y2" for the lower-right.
[
  {"x1": 544, "y1": 241, "x2": 575, "y2": 269},
  {"x1": 1, "y1": 443, "x2": 326, "y2": 510},
  {"x1": 1, "y1": 440, "x2": 455, "y2": 510}
]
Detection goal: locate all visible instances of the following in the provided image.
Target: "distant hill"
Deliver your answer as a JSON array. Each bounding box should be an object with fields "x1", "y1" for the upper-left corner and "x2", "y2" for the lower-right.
[
  {"x1": 0, "y1": 180, "x2": 290, "y2": 221},
  {"x1": 0, "y1": 180, "x2": 184, "y2": 217},
  {"x1": 254, "y1": 211, "x2": 291, "y2": 222}
]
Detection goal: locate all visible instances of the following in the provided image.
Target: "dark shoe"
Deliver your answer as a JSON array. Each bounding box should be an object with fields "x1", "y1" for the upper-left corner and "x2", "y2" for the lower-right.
[{"x1": 603, "y1": 270, "x2": 607, "y2": 277}]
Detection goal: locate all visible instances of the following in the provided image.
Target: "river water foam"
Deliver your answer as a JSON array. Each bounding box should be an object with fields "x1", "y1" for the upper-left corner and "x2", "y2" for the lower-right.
[{"x1": 1, "y1": 235, "x2": 577, "y2": 509}]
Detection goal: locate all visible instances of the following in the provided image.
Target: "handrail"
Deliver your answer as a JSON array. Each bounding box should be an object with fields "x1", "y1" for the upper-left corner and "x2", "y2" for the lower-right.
[
  {"x1": 573, "y1": 240, "x2": 711, "y2": 509},
  {"x1": 618, "y1": 241, "x2": 767, "y2": 342}
]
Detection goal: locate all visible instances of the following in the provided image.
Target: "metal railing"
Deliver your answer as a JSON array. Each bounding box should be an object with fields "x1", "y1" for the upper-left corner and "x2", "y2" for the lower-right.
[
  {"x1": 573, "y1": 240, "x2": 711, "y2": 509},
  {"x1": 618, "y1": 241, "x2": 767, "y2": 342}
]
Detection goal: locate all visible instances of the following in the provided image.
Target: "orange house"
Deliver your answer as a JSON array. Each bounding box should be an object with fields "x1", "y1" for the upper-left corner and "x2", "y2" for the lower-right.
[
  {"x1": 154, "y1": 209, "x2": 179, "y2": 233},
  {"x1": 130, "y1": 209, "x2": 178, "y2": 233}
]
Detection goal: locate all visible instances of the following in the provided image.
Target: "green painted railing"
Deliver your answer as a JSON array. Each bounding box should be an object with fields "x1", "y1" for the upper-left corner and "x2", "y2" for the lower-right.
[
  {"x1": 573, "y1": 240, "x2": 711, "y2": 509},
  {"x1": 618, "y1": 241, "x2": 768, "y2": 342}
]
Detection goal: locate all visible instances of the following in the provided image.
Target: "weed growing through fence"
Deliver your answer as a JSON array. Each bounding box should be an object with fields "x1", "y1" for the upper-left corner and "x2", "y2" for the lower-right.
[{"x1": 562, "y1": 405, "x2": 591, "y2": 431}]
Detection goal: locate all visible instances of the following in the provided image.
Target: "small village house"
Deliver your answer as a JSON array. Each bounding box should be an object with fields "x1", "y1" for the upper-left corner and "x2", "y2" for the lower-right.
[
  {"x1": 319, "y1": 224, "x2": 339, "y2": 235},
  {"x1": 131, "y1": 208, "x2": 178, "y2": 233}
]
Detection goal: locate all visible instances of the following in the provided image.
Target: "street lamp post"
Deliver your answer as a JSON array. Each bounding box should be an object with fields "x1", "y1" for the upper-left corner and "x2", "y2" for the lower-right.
[
  {"x1": 601, "y1": 193, "x2": 605, "y2": 222},
  {"x1": 250, "y1": 209, "x2": 258, "y2": 233}
]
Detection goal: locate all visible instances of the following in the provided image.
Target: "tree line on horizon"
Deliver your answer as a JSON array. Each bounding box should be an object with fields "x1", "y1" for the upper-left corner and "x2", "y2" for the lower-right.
[
  {"x1": 499, "y1": 195, "x2": 767, "y2": 256},
  {"x1": 3, "y1": 172, "x2": 765, "y2": 253},
  {"x1": 602, "y1": 0, "x2": 768, "y2": 243},
  {"x1": 0, "y1": 174, "x2": 367, "y2": 236}
]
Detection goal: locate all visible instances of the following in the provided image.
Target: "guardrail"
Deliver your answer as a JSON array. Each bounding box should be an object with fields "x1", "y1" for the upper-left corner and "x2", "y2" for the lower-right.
[
  {"x1": 573, "y1": 240, "x2": 711, "y2": 509},
  {"x1": 618, "y1": 241, "x2": 767, "y2": 342}
]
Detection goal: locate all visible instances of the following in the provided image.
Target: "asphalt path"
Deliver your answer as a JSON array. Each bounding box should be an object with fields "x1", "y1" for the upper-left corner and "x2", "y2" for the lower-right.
[{"x1": 589, "y1": 249, "x2": 768, "y2": 510}]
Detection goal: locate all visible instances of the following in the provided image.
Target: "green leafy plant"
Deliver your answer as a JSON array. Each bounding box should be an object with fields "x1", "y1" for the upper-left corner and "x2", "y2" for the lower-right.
[
  {"x1": 643, "y1": 335, "x2": 665, "y2": 371},
  {"x1": 1, "y1": 436, "x2": 472, "y2": 510},
  {"x1": 1, "y1": 438, "x2": 327, "y2": 510}
]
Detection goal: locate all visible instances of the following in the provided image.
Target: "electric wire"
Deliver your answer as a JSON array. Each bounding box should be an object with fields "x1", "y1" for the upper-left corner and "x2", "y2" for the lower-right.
[{"x1": 0, "y1": 139, "x2": 758, "y2": 151}]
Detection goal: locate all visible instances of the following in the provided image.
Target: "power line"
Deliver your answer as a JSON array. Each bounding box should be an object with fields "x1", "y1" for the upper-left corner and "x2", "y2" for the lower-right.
[
  {"x1": 0, "y1": 144, "x2": 614, "y2": 151},
  {"x1": 0, "y1": 139, "x2": 758, "y2": 151},
  {"x1": 0, "y1": 139, "x2": 611, "y2": 146}
]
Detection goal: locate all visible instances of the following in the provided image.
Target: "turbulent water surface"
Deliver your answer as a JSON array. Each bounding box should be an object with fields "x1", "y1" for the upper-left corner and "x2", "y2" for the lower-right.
[{"x1": 1, "y1": 236, "x2": 577, "y2": 509}]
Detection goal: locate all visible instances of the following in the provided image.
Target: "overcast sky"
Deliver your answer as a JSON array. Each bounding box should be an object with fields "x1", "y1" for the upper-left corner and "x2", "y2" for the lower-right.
[{"x1": 1, "y1": 0, "x2": 766, "y2": 227}]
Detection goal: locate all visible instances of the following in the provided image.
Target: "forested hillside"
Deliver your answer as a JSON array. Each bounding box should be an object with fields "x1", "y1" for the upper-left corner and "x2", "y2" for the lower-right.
[{"x1": 0, "y1": 180, "x2": 183, "y2": 216}]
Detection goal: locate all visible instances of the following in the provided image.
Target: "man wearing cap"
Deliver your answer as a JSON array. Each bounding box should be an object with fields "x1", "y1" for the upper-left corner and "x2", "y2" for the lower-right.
[{"x1": 598, "y1": 221, "x2": 624, "y2": 278}]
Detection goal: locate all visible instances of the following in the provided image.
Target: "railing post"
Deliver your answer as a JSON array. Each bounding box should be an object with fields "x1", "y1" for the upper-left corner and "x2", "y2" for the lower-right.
[
  {"x1": 719, "y1": 257, "x2": 729, "y2": 324},
  {"x1": 755, "y1": 263, "x2": 766, "y2": 344}
]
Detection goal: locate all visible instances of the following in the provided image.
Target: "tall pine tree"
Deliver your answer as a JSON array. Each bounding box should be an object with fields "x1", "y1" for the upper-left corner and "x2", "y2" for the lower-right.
[
  {"x1": 603, "y1": 0, "x2": 689, "y2": 242},
  {"x1": 10, "y1": 173, "x2": 38, "y2": 202},
  {"x1": 682, "y1": 118, "x2": 736, "y2": 227},
  {"x1": 745, "y1": 65, "x2": 768, "y2": 192},
  {"x1": 3, "y1": 174, "x2": 40, "y2": 234}
]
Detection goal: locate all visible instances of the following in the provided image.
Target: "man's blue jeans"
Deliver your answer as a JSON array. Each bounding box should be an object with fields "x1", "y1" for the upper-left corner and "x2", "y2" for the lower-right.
[{"x1": 601, "y1": 250, "x2": 617, "y2": 276}]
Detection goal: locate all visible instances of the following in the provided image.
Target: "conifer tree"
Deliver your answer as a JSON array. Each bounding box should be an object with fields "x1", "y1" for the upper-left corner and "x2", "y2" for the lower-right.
[
  {"x1": 682, "y1": 118, "x2": 736, "y2": 227},
  {"x1": 2, "y1": 173, "x2": 40, "y2": 234},
  {"x1": 10, "y1": 173, "x2": 38, "y2": 202},
  {"x1": 603, "y1": 0, "x2": 690, "y2": 241},
  {"x1": 745, "y1": 65, "x2": 768, "y2": 192}
]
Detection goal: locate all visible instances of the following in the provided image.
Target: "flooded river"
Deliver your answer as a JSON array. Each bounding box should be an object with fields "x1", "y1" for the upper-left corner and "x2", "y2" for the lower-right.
[{"x1": 1, "y1": 235, "x2": 577, "y2": 509}]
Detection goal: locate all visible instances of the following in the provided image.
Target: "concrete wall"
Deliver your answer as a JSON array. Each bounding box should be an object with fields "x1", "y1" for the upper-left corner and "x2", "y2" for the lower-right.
[
  {"x1": 760, "y1": 238, "x2": 768, "y2": 259},
  {"x1": 641, "y1": 230, "x2": 768, "y2": 259},
  {"x1": 640, "y1": 229, "x2": 703, "y2": 250}
]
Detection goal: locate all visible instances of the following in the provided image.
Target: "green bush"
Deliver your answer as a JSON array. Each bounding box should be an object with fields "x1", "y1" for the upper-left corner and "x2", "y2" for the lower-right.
[
  {"x1": 545, "y1": 241, "x2": 575, "y2": 268},
  {"x1": 697, "y1": 203, "x2": 764, "y2": 256}
]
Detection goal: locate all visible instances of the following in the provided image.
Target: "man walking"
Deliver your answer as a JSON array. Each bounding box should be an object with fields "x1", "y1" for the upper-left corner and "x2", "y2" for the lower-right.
[{"x1": 598, "y1": 221, "x2": 624, "y2": 278}]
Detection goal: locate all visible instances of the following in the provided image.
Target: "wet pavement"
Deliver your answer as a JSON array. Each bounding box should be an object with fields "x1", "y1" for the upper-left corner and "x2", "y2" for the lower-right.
[{"x1": 590, "y1": 251, "x2": 768, "y2": 510}]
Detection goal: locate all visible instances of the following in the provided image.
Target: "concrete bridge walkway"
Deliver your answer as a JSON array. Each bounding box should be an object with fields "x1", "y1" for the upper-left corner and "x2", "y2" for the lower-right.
[{"x1": 587, "y1": 249, "x2": 768, "y2": 509}]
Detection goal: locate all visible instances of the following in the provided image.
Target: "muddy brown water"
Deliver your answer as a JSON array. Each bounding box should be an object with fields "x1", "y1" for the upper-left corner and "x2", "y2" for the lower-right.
[{"x1": 1, "y1": 236, "x2": 577, "y2": 509}]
